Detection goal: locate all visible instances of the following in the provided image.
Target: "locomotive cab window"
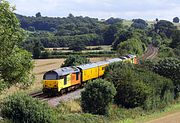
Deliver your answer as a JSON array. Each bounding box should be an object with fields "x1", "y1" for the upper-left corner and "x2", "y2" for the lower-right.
[{"x1": 44, "y1": 72, "x2": 58, "y2": 80}]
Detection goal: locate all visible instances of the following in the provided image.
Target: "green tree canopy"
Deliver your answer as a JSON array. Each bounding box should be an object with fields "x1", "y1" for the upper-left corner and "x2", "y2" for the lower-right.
[
  {"x1": 173, "y1": 17, "x2": 179, "y2": 23},
  {"x1": 117, "y1": 38, "x2": 145, "y2": 56},
  {"x1": 0, "y1": 0, "x2": 34, "y2": 89},
  {"x1": 61, "y1": 55, "x2": 90, "y2": 67},
  {"x1": 81, "y1": 79, "x2": 116, "y2": 115},
  {"x1": 154, "y1": 58, "x2": 180, "y2": 98}
]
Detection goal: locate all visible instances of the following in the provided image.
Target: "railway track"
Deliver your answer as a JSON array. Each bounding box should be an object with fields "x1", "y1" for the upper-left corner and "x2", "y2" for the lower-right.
[
  {"x1": 30, "y1": 89, "x2": 83, "y2": 106},
  {"x1": 31, "y1": 44, "x2": 159, "y2": 106},
  {"x1": 141, "y1": 44, "x2": 158, "y2": 60}
]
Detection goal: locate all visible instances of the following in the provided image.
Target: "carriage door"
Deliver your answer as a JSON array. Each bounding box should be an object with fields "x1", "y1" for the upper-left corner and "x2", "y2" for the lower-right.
[{"x1": 64, "y1": 75, "x2": 67, "y2": 85}]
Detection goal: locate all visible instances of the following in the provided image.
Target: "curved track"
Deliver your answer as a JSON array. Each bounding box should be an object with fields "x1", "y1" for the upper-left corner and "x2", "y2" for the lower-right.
[
  {"x1": 141, "y1": 44, "x2": 158, "y2": 60},
  {"x1": 31, "y1": 45, "x2": 159, "y2": 106}
]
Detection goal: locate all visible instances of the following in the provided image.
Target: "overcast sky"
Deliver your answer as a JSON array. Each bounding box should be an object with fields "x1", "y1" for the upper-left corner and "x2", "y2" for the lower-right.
[{"x1": 7, "y1": 0, "x2": 180, "y2": 21}]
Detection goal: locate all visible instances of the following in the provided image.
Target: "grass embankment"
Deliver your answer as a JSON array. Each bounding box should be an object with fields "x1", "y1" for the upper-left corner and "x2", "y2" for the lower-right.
[{"x1": 56, "y1": 99, "x2": 180, "y2": 123}]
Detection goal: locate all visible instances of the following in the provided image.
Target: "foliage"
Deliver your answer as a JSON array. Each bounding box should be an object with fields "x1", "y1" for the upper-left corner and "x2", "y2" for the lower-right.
[
  {"x1": 131, "y1": 19, "x2": 148, "y2": 29},
  {"x1": 1, "y1": 48, "x2": 34, "y2": 87},
  {"x1": 24, "y1": 33, "x2": 103, "y2": 50},
  {"x1": 112, "y1": 29, "x2": 132, "y2": 50},
  {"x1": 158, "y1": 46, "x2": 175, "y2": 58},
  {"x1": 36, "y1": 12, "x2": 41, "y2": 18},
  {"x1": 33, "y1": 41, "x2": 44, "y2": 59},
  {"x1": 154, "y1": 58, "x2": 180, "y2": 98},
  {"x1": 103, "y1": 22, "x2": 123, "y2": 45},
  {"x1": 61, "y1": 55, "x2": 90, "y2": 67},
  {"x1": 16, "y1": 13, "x2": 106, "y2": 34},
  {"x1": 117, "y1": 38, "x2": 145, "y2": 56},
  {"x1": 105, "y1": 17, "x2": 122, "y2": 25},
  {"x1": 69, "y1": 41, "x2": 86, "y2": 51},
  {"x1": 0, "y1": 1, "x2": 34, "y2": 89},
  {"x1": 171, "y1": 30, "x2": 180, "y2": 48},
  {"x1": 173, "y1": 17, "x2": 179, "y2": 23},
  {"x1": 105, "y1": 62, "x2": 174, "y2": 109},
  {"x1": 154, "y1": 20, "x2": 176, "y2": 38},
  {"x1": 81, "y1": 79, "x2": 116, "y2": 115},
  {"x1": 105, "y1": 63, "x2": 151, "y2": 108},
  {"x1": 1, "y1": 93, "x2": 58, "y2": 123}
]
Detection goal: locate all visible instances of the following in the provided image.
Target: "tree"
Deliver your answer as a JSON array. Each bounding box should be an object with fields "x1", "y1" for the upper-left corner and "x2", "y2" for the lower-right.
[
  {"x1": 131, "y1": 19, "x2": 148, "y2": 29},
  {"x1": 0, "y1": 0, "x2": 34, "y2": 88},
  {"x1": 117, "y1": 38, "x2": 144, "y2": 56},
  {"x1": 69, "y1": 41, "x2": 86, "y2": 51},
  {"x1": 154, "y1": 58, "x2": 180, "y2": 98},
  {"x1": 171, "y1": 30, "x2": 180, "y2": 48},
  {"x1": 81, "y1": 79, "x2": 116, "y2": 115},
  {"x1": 173, "y1": 17, "x2": 179, "y2": 23},
  {"x1": 105, "y1": 62, "x2": 174, "y2": 109},
  {"x1": 154, "y1": 20, "x2": 176, "y2": 38},
  {"x1": 36, "y1": 12, "x2": 41, "y2": 17},
  {"x1": 33, "y1": 41, "x2": 43, "y2": 59},
  {"x1": 61, "y1": 55, "x2": 90, "y2": 67}
]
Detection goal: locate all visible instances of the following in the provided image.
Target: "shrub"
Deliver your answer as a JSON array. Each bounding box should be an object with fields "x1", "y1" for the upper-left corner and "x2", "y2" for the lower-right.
[
  {"x1": 105, "y1": 63, "x2": 151, "y2": 108},
  {"x1": 105, "y1": 62, "x2": 174, "y2": 109},
  {"x1": 81, "y1": 79, "x2": 116, "y2": 115},
  {"x1": 154, "y1": 58, "x2": 180, "y2": 98},
  {"x1": 1, "y1": 93, "x2": 58, "y2": 123}
]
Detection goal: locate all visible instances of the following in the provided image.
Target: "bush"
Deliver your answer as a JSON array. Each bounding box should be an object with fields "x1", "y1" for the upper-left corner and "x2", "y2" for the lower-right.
[
  {"x1": 105, "y1": 62, "x2": 174, "y2": 110},
  {"x1": 81, "y1": 79, "x2": 116, "y2": 115},
  {"x1": 105, "y1": 63, "x2": 151, "y2": 108},
  {"x1": 154, "y1": 58, "x2": 180, "y2": 98},
  {"x1": 1, "y1": 93, "x2": 58, "y2": 123}
]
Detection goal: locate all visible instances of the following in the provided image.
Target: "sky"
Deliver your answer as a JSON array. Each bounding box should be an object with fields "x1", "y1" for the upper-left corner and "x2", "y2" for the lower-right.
[{"x1": 7, "y1": 0, "x2": 180, "y2": 21}]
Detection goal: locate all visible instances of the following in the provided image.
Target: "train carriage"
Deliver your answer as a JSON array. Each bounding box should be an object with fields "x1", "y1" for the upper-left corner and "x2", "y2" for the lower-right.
[{"x1": 77, "y1": 63, "x2": 99, "y2": 82}]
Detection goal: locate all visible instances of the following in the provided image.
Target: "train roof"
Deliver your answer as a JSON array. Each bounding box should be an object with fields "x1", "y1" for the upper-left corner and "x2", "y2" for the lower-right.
[
  {"x1": 77, "y1": 63, "x2": 99, "y2": 70},
  {"x1": 107, "y1": 58, "x2": 122, "y2": 63},
  {"x1": 45, "y1": 67, "x2": 80, "y2": 76}
]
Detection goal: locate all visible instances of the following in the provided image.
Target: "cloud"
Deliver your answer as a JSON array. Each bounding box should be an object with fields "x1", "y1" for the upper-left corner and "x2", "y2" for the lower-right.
[{"x1": 7, "y1": 0, "x2": 180, "y2": 20}]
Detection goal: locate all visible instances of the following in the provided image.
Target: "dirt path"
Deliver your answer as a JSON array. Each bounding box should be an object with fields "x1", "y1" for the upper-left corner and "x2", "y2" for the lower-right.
[{"x1": 146, "y1": 111, "x2": 180, "y2": 123}]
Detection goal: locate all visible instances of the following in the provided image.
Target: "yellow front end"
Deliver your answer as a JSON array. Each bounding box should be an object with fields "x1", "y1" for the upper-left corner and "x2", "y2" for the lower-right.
[{"x1": 43, "y1": 80, "x2": 63, "y2": 93}]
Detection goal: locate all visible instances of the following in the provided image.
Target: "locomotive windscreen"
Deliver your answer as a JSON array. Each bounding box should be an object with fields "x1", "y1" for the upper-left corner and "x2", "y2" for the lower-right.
[{"x1": 44, "y1": 73, "x2": 58, "y2": 80}]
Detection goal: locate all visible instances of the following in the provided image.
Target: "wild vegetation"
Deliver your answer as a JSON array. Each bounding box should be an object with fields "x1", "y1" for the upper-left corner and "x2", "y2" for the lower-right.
[{"x1": 0, "y1": 0, "x2": 180, "y2": 123}]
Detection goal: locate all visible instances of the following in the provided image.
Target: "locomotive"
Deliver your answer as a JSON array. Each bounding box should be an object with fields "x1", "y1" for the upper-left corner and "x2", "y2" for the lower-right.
[{"x1": 43, "y1": 54, "x2": 137, "y2": 95}]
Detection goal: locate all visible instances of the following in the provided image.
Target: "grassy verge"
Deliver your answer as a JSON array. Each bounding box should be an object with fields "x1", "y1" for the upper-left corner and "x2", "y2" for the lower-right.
[{"x1": 117, "y1": 101, "x2": 180, "y2": 123}]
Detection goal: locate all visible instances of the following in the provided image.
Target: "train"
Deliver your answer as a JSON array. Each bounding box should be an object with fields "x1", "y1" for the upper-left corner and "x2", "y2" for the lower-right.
[{"x1": 42, "y1": 54, "x2": 137, "y2": 95}]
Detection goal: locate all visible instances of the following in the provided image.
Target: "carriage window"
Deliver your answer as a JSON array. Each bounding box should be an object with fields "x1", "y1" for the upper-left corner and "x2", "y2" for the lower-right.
[
  {"x1": 44, "y1": 73, "x2": 57, "y2": 80},
  {"x1": 76, "y1": 72, "x2": 79, "y2": 80}
]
